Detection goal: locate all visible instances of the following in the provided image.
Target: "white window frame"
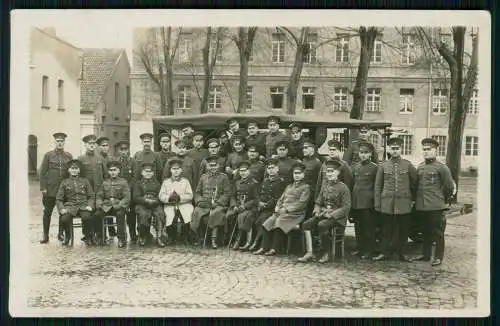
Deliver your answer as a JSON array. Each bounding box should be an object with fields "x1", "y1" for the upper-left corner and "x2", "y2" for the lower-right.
[
  {"x1": 211, "y1": 40, "x2": 223, "y2": 62},
  {"x1": 246, "y1": 86, "x2": 253, "y2": 111},
  {"x1": 272, "y1": 33, "x2": 285, "y2": 63},
  {"x1": 57, "y1": 79, "x2": 64, "y2": 110},
  {"x1": 468, "y1": 89, "x2": 479, "y2": 115},
  {"x1": 333, "y1": 87, "x2": 349, "y2": 112},
  {"x1": 399, "y1": 88, "x2": 414, "y2": 114},
  {"x1": 208, "y1": 86, "x2": 222, "y2": 111},
  {"x1": 332, "y1": 132, "x2": 344, "y2": 151},
  {"x1": 432, "y1": 89, "x2": 448, "y2": 115},
  {"x1": 302, "y1": 87, "x2": 315, "y2": 111},
  {"x1": 335, "y1": 35, "x2": 349, "y2": 63},
  {"x1": 465, "y1": 136, "x2": 479, "y2": 156},
  {"x1": 303, "y1": 33, "x2": 317, "y2": 64},
  {"x1": 177, "y1": 85, "x2": 191, "y2": 110},
  {"x1": 431, "y1": 135, "x2": 447, "y2": 157},
  {"x1": 270, "y1": 86, "x2": 284, "y2": 110},
  {"x1": 366, "y1": 88, "x2": 381, "y2": 112},
  {"x1": 178, "y1": 38, "x2": 193, "y2": 64},
  {"x1": 401, "y1": 33, "x2": 416, "y2": 65},
  {"x1": 401, "y1": 135, "x2": 413, "y2": 155},
  {"x1": 368, "y1": 134, "x2": 380, "y2": 148},
  {"x1": 42, "y1": 75, "x2": 49, "y2": 108},
  {"x1": 370, "y1": 39, "x2": 382, "y2": 63}
]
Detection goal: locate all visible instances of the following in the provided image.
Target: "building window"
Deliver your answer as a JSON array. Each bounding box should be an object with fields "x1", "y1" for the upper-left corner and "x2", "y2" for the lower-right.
[
  {"x1": 248, "y1": 47, "x2": 254, "y2": 62},
  {"x1": 468, "y1": 89, "x2": 479, "y2": 115},
  {"x1": 179, "y1": 39, "x2": 192, "y2": 63},
  {"x1": 126, "y1": 86, "x2": 131, "y2": 106},
  {"x1": 432, "y1": 88, "x2": 448, "y2": 114},
  {"x1": 303, "y1": 33, "x2": 317, "y2": 64},
  {"x1": 208, "y1": 86, "x2": 222, "y2": 111},
  {"x1": 332, "y1": 132, "x2": 345, "y2": 151},
  {"x1": 401, "y1": 33, "x2": 416, "y2": 65},
  {"x1": 333, "y1": 87, "x2": 349, "y2": 112},
  {"x1": 368, "y1": 134, "x2": 380, "y2": 147},
  {"x1": 57, "y1": 79, "x2": 64, "y2": 110},
  {"x1": 465, "y1": 136, "x2": 479, "y2": 156},
  {"x1": 246, "y1": 86, "x2": 253, "y2": 111},
  {"x1": 302, "y1": 87, "x2": 315, "y2": 110},
  {"x1": 399, "y1": 88, "x2": 414, "y2": 113},
  {"x1": 42, "y1": 75, "x2": 49, "y2": 108},
  {"x1": 335, "y1": 35, "x2": 349, "y2": 63},
  {"x1": 370, "y1": 39, "x2": 382, "y2": 63},
  {"x1": 177, "y1": 86, "x2": 191, "y2": 110},
  {"x1": 115, "y1": 82, "x2": 119, "y2": 105},
  {"x1": 113, "y1": 131, "x2": 118, "y2": 138},
  {"x1": 270, "y1": 86, "x2": 284, "y2": 110},
  {"x1": 211, "y1": 40, "x2": 223, "y2": 61},
  {"x1": 401, "y1": 135, "x2": 413, "y2": 155},
  {"x1": 431, "y1": 135, "x2": 447, "y2": 156},
  {"x1": 366, "y1": 88, "x2": 381, "y2": 112},
  {"x1": 272, "y1": 33, "x2": 285, "y2": 63}
]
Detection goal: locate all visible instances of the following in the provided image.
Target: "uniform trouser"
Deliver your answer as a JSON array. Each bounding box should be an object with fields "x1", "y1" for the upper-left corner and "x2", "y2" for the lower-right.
[
  {"x1": 93, "y1": 208, "x2": 127, "y2": 241},
  {"x1": 380, "y1": 213, "x2": 410, "y2": 257},
  {"x1": 127, "y1": 203, "x2": 138, "y2": 239},
  {"x1": 42, "y1": 195, "x2": 60, "y2": 236},
  {"x1": 419, "y1": 210, "x2": 446, "y2": 260},
  {"x1": 135, "y1": 205, "x2": 166, "y2": 238},
  {"x1": 351, "y1": 209, "x2": 376, "y2": 255},
  {"x1": 302, "y1": 216, "x2": 345, "y2": 255},
  {"x1": 60, "y1": 211, "x2": 93, "y2": 237},
  {"x1": 261, "y1": 228, "x2": 287, "y2": 253}
]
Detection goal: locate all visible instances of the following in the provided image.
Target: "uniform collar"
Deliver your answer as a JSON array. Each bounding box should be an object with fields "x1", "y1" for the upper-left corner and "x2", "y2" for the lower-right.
[
  {"x1": 86, "y1": 151, "x2": 95, "y2": 156},
  {"x1": 361, "y1": 159, "x2": 371, "y2": 165},
  {"x1": 425, "y1": 158, "x2": 436, "y2": 164},
  {"x1": 391, "y1": 157, "x2": 402, "y2": 162},
  {"x1": 54, "y1": 148, "x2": 64, "y2": 153}
]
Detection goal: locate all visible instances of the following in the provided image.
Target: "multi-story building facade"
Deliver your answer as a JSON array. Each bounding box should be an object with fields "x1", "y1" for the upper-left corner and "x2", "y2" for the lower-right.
[
  {"x1": 29, "y1": 27, "x2": 82, "y2": 174},
  {"x1": 131, "y1": 27, "x2": 479, "y2": 169},
  {"x1": 80, "y1": 48, "x2": 131, "y2": 153}
]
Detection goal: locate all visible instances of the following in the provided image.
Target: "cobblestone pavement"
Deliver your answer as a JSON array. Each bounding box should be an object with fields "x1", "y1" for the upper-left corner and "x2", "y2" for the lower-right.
[{"x1": 25, "y1": 178, "x2": 478, "y2": 309}]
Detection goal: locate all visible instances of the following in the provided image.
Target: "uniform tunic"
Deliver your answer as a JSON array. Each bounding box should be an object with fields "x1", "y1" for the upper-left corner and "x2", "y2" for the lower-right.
[
  {"x1": 200, "y1": 155, "x2": 227, "y2": 175},
  {"x1": 228, "y1": 177, "x2": 260, "y2": 231},
  {"x1": 157, "y1": 150, "x2": 176, "y2": 178},
  {"x1": 225, "y1": 151, "x2": 249, "y2": 180},
  {"x1": 315, "y1": 158, "x2": 354, "y2": 197},
  {"x1": 158, "y1": 177, "x2": 194, "y2": 226},
  {"x1": 78, "y1": 151, "x2": 106, "y2": 192},
  {"x1": 56, "y1": 176, "x2": 95, "y2": 216},
  {"x1": 289, "y1": 138, "x2": 305, "y2": 160},
  {"x1": 262, "y1": 181, "x2": 311, "y2": 234},
  {"x1": 39, "y1": 149, "x2": 73, "y2": 196},
  {"x1": 415, "y1": 159, "x2": 454, "y2": 211},
  {"x1": 132, "y1": 149, "x2": 163, "y2": 183},
  {"x1": 246, "y1": 133, "x2": 266, "y2": 156},
  {"x1": 302, "y1": 155, "x2": 322, "y2": 189},
  {"x1": 187, "y1": 147, "x2": 209, "y2": 190},
  {"x1": 95, "y1": 177, "x2": 131, "y2": 212},
  {"x1": 352, "y1": 160, "x2": 378, "y2": 210},
  {"x1": 343, "y1": 139, "x2": 379, "y2": 166},
  {"x1": 114, "y1": 155, "x2": 136, "y2": 186},
  {"x1": 248, "y1": 159, "x2": 265, "y2": 183},
  {"x1": 99, "y1": 152, "x2": 111, "y2": 178},
  {"x1": 277, "y1": 157, "x2": 297, "y2": 185},
  {"x1": 133, "y1": 177, "x2": 165, "y2": 228},
  {"x1": 265, "y1": 131, "x2": 288, "y2": 158},
  {"x1": 162, "y1": 155, "x2": 196, "y2": 190},
  {"x1": 374, "y1": 157, "x2": 417, "y2": 215},
  {"x1": 191, "y1": 172, "x2": 231, "y2": 229},
  {"x1": 313, "y1": 180, "x2": 351, "y2": 227},
  {"x1": 256, "y1": 176, "x2": 287, "y2": 225}
]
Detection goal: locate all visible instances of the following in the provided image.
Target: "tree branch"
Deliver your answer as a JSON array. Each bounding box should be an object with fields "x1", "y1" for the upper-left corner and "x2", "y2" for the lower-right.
[
  {"x1": 170, "y1": 27, "x2": 183, "y2": 61},
  {"x1": 277, "y1": 26, "x2": 300, "y2": 44}
]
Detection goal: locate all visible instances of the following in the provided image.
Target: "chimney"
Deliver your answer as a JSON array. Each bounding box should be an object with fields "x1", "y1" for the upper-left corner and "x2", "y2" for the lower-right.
[{"x1": 42, "y1": 27, "x2": 57, "y2": 37}]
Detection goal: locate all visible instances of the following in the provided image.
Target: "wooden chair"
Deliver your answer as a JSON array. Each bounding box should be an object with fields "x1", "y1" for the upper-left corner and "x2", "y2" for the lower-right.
[
  {"x1": 70, "y1": 216, "x2": 82, "y2": 246},
  {"x1": 102, "y1": 215, "x2": 119, "y2": 245},
  {"x1": 331, "y1": 226, "x2": 345, "y2": 260}
]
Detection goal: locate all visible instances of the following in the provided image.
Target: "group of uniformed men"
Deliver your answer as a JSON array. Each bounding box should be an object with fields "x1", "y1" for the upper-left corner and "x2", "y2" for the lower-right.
[{"x1": 39, "y1": 116, "x2": 455, "y2": 266}]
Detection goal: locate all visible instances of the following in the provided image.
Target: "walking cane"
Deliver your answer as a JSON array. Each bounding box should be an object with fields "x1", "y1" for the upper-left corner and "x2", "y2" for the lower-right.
[
  {"x1": 227, "y1": 194, "x2": 245, "y2": 251},
  {"x1": 203, "y1": 186, "x2": 217, "y2": 249}
]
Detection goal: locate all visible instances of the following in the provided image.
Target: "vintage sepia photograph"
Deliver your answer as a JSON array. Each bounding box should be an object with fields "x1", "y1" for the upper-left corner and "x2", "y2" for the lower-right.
[{"x1": 10, "y1": 10, "x2": 490, "y2": 317}]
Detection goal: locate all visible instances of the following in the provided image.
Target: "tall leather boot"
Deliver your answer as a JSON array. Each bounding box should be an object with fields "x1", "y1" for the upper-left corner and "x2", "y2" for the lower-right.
[
  {"x1": 62, "y1": 224, "x2": 71, "y2": 246},
  {"x1": 138, "y1": 225, "x2": 146, "y2": 246},
  {"x1": 240, "y1": 228, "x2": 253, "y2": 251},
  {"x1": 40, "y1": 217, "x2": 50, "y2": 244},
  {"x1": 298, "y1": 230, "x2": 315, "y2": 262},
  {"x1": 318, "y1": 232, "x2": 331, "y2": 263},
  {"x1": 57, "y1": 216, "x2": 64, "y2": 241},
  {"x1": 211, "y1": 227, "x2": 218, "y2": 249}
]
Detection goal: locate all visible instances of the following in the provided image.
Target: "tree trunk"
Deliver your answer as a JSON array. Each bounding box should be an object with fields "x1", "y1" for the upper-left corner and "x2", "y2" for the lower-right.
[
  {"x1": 158, "y1": 65, "x2": 166, "y2": 116},
  {"x1": 235, "y1": 27, "x2": 257, "y2": 114},
  {"x1": 162, "y1": 27, "x2": 175, "y2": 116},
  {"x1": 286, "y1": 27, "x2": 308, "y2": 115},
  {"x1": 238, "y1": 53, "x2": 249, "y2": 113},
  {"x1": 200, "y1": 27, "x2": 212, "y2": 114}
]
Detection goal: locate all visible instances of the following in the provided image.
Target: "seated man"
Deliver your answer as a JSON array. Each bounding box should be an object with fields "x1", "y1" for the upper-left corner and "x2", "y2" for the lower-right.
[
  {"x1": 159, "y1": 158, "x2": 194, "y2": 244},
  {"x1": 94, "y1": 160, "x2": 131, "y2": 248},
  {"x1": 55, "y1": 159, "x2": 95, "y2": 246},
  {"x1": 226, "y1": 161, "x2": 260, "y2": 251},
  {"x1": 249, "y1": 158, "x2": 286, "y2": 252},
  {"x1": 191, "y1": 155, "x2": 231, "y2": 249},
  {"x1": 254, "y1": 162, "x2": 311, "y2": 256},
  {"x1": 133, "y1": 162, "x2": 167, "y2": 247},
  {"x1": 299, "y1": 159, "x2": 351, "y2": 263}
]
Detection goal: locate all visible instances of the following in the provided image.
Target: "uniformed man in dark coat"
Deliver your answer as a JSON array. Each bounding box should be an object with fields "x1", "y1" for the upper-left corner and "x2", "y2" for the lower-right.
[
  {"x1": 298, "y1": 159, "x2": 351, "y2": 263},
  {"x1": 315, "y1": 139, "x2": 354, "y2": 196},
  {"x1": 187, "y1": 131, "x2": 209, "y2": 191},
  {"x1": 226, "y1": 118, "x2": 249, "y2": 141},
  {"x1": 254, "y1": 162, "x2": 311, "y2": 256},
  {"x1": 275, "y1": 140, "x2": 297, "y2": 186},
  {"x1": 411, "y1": 138, "x2": 455, "y2": 266},
  {"x1": 350, "y1": 141, "x2": 379, "y2": 259},
  {"x1": 157, "y1": 132, "x2": 176, "y2": 176},
  {"x1": 249, "y1": 158, "x2": 287, "y2": 252},
  {"x1": 301, "y1": 138, "x2": 323, "y2": 220},
  {"x1": 247, "y1": 144, "x2": 265, "y2": 183},
  {"x1": 93, "y1": 160, "x2": 131, "y2": 247},
  {"x1": 200, "y1": 138, "x2": 227, "y2": 175},
  {"x1": 217, "y1": 129, "x2": 232, "y2": 157},
  {"x1": 56, "y1": 159, "x2": 95, "y2": 245},
  {"x1": 114, "y1": 140, "x2": 138, "y2": 243},
  {"x1": 180, "y1": 123, "x2": 195, "y2": 150},
  {"x1": 226, "y1": 161, "x2": 260, "y2": 251},
  {"x1": 225, "y1": 136, "x2": 249, "y2": 181},
  {"x1": 191, "y1": 155, "x2": 231, "y2": 249},
  {"x1": 133, "y1": 133, "x2": 163, "y2": 183},
  {"x1": 288, "y1": 122, "x2": 305, "y2": 160},
  {"x1": 38, "y1": 132, "x2": 73, "y2": 243},
  {"x1": 133, "y1": 162, "x2": 167, "y2": 247},
  {"x1": 245, "y1": 119, "x2": 266, "y2": 160},
  {"x1": 343, "y1": 126, "x2": 379, "y2": 166},
  {"x1": 97, "y1": 136, "x2": 111, "y2": 173},
  {"x1": 162, "y1": 140, "x2": 196, "y2": 189},
  {"x1": 78, "y1": 135, "x2": 106, "y2": 193},
  {"x1": 265, "y1": 116, "x2": 288, "y2": 159},
  {"x1": 373, "y1": 137, "x2": 418, "y2": 262}
]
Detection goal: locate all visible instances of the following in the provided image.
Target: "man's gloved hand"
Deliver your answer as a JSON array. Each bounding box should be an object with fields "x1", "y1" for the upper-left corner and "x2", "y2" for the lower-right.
[{"x1": 168, "y1": 191, "x2": 180, "y2": 203}]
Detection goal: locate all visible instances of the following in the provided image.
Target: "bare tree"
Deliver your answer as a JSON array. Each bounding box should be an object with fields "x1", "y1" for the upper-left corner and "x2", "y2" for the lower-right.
[
  {"x1": 231, "y1": 27, "x2": 258, "y2": 113},
  {"x1": 137, "y1": 27, "x2": 182, "y2": 116},
  {"x1": 200, "y1": 27, "x2": 224, "y2": 114}
]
